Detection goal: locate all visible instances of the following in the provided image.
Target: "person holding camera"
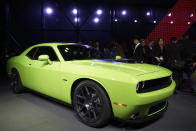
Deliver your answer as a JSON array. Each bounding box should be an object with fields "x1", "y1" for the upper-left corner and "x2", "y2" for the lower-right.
[{"x1": 165, "y1": 37, "x2": 184, "y2": 93}]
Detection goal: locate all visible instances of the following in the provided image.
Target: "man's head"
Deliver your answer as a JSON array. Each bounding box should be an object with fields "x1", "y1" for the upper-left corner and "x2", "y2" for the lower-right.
[
  {"x1": 148, "y1": 40, "x2": 154, "y2": 46},
  {"x1": 95, "y1": 40, "x2": 100, "y2": 47},
  {"x1": 140, "y1": 38, "x2": 145, "y2": 46},
  {"x1": 133, "y1": 38, "x2": 140, "y2": 45},
  {"x1": 170, "y1": 37, "x2": 177, "y2": 44}
]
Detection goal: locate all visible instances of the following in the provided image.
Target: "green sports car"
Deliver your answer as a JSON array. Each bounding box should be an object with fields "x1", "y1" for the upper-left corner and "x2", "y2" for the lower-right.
[{"x1": 7, "y1": 43, "x2": 175, "y2": 127}]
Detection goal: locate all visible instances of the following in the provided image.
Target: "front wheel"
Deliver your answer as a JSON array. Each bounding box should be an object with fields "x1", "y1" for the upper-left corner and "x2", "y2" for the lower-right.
[{"x1": 73, "y1": 80, "x2": 113, "y2": 127}]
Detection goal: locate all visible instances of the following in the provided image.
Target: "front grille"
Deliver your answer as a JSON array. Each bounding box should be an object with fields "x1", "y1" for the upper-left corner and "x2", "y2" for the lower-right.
[
  {"x1": 149, "y1": 101, "x2": 166, "y2": 114},
  {"x1": 137, "y1": 76, "x2": 172, "y2": 93}
]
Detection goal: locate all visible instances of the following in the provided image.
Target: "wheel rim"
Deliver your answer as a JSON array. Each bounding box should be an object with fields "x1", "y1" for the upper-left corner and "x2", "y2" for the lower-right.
[
  {"x1": 11, "y1": 73, "x2": 18, "y2": 90},
  {"x1": 75, "y1": 85, "x2": 102, "y2": 123}
]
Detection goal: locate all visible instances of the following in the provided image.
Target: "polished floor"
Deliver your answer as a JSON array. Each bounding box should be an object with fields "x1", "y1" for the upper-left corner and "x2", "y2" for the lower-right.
[{"x1": 0, "y1": 78, "x2": 196, "y2": 131}]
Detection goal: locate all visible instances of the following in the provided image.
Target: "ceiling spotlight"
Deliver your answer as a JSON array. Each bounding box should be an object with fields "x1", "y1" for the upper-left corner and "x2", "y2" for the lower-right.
[
  {"x1": 96, "y1": 9, "x2": 102, "y2": 15},
  {"x1": 190, "y1": 13, "x2": 194, "y2": 17},
  {"x1": 134, "y1": 19, "x2": 138, "y2": 23},
  {"x1": 188, "y1": 22, "x2": 191, "y2": 24},
  {"x1": 121, "y1": 10, "x2": 127, "y2": 15},
  {"x1": 74, "y1": 17, "x2": 79, "y2": 22},
  {"x1": 72, "y1": 8, "x2": 77, "y2": 15},
  {"x1": 168, "y1": 13, "x2": 172, "y2": 17},
  {"x1": 45, "y1": 7, "x2": 53, "y2": 14},
  {"x1": 170, "y1": 21, "x2": 174, "y2": 24},
  {"x1": 114, "y1": 18, "x2": 118, "y2": 22},
  {"x1": 153, "y1": 20, "x2": 157, "y2": 23},
  {"x1": 146, "y1": 11, "x2": 151, "y2": 16},
  {"x1": 94, "y1": 17, "x2": 99, "y2": 23}
]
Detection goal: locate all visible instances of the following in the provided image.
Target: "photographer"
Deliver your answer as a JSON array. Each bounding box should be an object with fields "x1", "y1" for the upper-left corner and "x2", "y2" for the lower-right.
[{"x1": 165, "y1": 37, "x2": 184, "y2": 93}]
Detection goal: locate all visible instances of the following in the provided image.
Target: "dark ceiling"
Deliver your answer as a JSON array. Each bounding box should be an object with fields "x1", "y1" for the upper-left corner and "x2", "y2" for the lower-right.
[{"x1": 68, "y1": 0, "x2": 178, "y2": 8}]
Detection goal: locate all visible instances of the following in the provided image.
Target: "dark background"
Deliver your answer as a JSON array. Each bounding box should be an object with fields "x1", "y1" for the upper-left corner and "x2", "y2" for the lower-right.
[{"x1": 0, "y1": 0, "x2": 196, "y2": 53}]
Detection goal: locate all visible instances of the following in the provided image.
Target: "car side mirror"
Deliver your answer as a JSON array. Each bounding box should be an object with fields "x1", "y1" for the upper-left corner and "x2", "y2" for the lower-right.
[
  {"x1": 38, "y1": 55, "x2": 52, "y2": 65},
  {"x1": 115, "y1": 56, "x2": 122, "y2": 60}
]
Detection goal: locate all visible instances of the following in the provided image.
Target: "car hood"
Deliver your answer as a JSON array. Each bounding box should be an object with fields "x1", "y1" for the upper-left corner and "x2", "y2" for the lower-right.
[{"x1": 68, "y1": 59, "x2": 167, "y2": 76}]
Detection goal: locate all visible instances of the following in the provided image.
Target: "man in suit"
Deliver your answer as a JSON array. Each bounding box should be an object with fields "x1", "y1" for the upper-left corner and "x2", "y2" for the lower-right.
[
  {"x1": 181, "y1": 35, "x2": 196, "y2": 93},
  {"x1": 165, "y1": 37, "x2": 183, "y2": 93},
  {"x1": 145, "y1": 40, "x2": 154, "y2": 64},
  {"x1": 132, "y1": 37, "x2": 144, "y2": 62},
  {"x1": 190, "y1": 54, "x2": 196, "y2": 93}
]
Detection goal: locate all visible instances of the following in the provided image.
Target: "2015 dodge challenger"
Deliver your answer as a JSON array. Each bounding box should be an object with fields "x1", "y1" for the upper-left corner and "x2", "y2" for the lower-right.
[{"x1": 7, "y1": 43, "x2": 175, "y2": 127}]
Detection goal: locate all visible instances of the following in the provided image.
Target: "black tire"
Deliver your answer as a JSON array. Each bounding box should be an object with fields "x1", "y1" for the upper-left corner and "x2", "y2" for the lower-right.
[
  {"x1": 73, "y1": 80, "x2": 113, "y2": 127},
  {"x1": 11, "y1": 69, "x2": 25, "y2": 93}
]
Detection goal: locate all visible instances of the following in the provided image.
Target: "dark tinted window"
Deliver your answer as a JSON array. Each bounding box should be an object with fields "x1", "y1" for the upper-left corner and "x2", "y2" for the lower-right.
[
  {"x1": 34, "y1": 47, "x2": 58, "y2": 61},
  {"x1": 58, "y1": 45, "x2": 104, "y2": 61},
  {"x1": 26, "y1": 47, "x2": 38, "y2": 59}
]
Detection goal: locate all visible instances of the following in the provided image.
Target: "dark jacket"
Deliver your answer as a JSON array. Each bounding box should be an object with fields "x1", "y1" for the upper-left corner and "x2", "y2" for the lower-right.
[
  {"x1": 133, "y1": 44, "x2": 144, "y2": 62},
  {"x1": 145, "y1": 45, "x2": 154, "y2": 64},
  {"x1": 181, "y1": 40, "x2": 196, "y2": 65},
  {"x1": 153, "y1": 45, "x2": 165, "y2": 58},
  {"x1": 153, "y1": 45, "x2": 165, "y2": 65},
  {"x1": 181, "y1": 40, "x2": 196, "y2": 72},
  {"x1": 164, "y1": 43, "x2": 183, "y2": 70}
]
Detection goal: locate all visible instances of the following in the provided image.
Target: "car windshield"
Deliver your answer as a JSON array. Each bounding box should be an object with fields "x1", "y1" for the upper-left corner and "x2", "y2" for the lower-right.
[{"x1": 58, "y1": 44, "x2": 107, "y2": 61}]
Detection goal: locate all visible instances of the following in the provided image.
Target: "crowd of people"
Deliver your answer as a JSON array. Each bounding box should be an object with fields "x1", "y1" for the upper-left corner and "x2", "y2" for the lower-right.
[
  {"x1": 84, "y1": 35, "x2": 196, "y2": 94},
  {"x1": 0, "y1": 35, "x2": 196, "y2": 94}
]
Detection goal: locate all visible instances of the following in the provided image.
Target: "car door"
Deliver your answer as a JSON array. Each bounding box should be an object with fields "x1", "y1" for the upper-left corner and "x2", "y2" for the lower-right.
[
  {"x1": 27, "y1": 46, "x2": 63, "y2": 100},
  {"x1": 21, "y1": 47, "x2": 38, "y2": 87}
]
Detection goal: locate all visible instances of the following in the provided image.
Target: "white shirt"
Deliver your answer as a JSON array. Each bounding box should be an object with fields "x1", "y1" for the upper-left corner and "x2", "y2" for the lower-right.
[{"x1": 133, "y1": 43, "x2": 141, "y2": 54}]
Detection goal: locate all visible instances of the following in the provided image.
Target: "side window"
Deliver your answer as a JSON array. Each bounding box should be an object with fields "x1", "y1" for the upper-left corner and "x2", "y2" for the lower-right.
[
  {"x1": 34, "y1": 47, "x2": 59, "y2": 61},
  {"x1": 26, "y1": 47, "x2": 38, "y2": 59}
]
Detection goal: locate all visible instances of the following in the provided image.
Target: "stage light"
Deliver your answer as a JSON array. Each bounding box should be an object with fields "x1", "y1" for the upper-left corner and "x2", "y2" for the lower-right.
[
  {"x1": 134, "y1": 19, "x2": 138, "y2": 23},
  {"x1": 96, "y1": 9, "x2": 102, "y2": 15},
  {"x1": 114, "y1": 18, "x2": 118, "y2": 22},
  {"x1": 190, "y1": 13, "x2": 194, "y2": 17},
  {"x1": 74, "y1": 17, "x2": 79, "y2": 22},
  {"x1": 94, "y1": 17, "x2": 99, "y2": 23},
  {"x1": 188, "y1": 22, "x2": 191, "y2": 24},
  {"x1": 153, "y1": 20, "x2": 157, "y2": 23},
  {"x1": 170, "y1": 21, "x2": 174, "y2": 24},
  {"x1": 146, "y1": 11, "x2": 151, "y2": 16},
  {"x1": 168, "y1": 13, "x2": 172, "y2": 17},
  {"x1": 121, "y1": 10, "x2": 127, "y2": 15},
  {"x1": 72, "y1": 8, "x2": 77, "y2": 15},
  {"x1": 45, "y1": 7, "x2": 53, "y2": 14}
]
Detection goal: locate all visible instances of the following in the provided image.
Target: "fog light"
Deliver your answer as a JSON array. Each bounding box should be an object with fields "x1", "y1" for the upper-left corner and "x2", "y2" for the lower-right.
[{"x1": 130, "y1": 112, "x2": 139, "y2": 119}]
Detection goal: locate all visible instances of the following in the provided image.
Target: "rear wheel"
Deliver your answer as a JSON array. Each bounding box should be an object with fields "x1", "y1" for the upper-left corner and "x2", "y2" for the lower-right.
[
  {"x1": 73, "y1": 80, "x2": 112, "y2": 127},
  {"x1": 11, "y1": 70, "x2": 25, "y2": 93}
]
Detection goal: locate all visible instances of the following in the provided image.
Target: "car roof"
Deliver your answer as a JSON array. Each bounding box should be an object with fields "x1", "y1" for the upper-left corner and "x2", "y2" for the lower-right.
[{"x1": 34, "y1": 43, "x2": 79, "y2": 47}]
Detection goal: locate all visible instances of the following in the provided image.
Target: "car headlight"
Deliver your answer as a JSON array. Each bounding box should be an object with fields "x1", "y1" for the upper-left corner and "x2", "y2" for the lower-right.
[{"x1": 136, "y1": 76, "x2": 172, "y2": 93}]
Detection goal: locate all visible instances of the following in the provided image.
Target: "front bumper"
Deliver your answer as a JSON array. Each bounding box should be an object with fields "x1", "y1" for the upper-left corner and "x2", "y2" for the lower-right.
[
  {"x1": 111, "y1": 80, "x2": 175, "y2": 120},
  {"x1": 127, "y1": 100, "x2": 168, "y2": 119},
  {"x1": 116, "y1": 101, "x2": 168, "y2": 123}
]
